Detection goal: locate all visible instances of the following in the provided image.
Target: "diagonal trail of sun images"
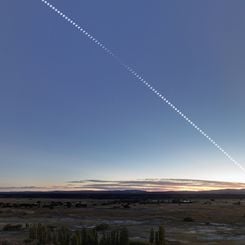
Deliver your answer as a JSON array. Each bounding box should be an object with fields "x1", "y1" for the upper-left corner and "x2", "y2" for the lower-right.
[{"x1": 40, "y1": 0, "x2": 245, "y2": 174}]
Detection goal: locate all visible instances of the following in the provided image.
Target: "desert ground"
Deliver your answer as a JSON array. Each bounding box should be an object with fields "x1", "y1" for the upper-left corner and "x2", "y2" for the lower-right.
[{"x1": 0, "y1": 197, "x2": 245, "y2": 244}]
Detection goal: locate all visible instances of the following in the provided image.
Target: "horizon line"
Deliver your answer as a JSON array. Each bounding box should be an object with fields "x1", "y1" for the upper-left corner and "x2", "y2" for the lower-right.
[{"x1": 2, "y1": 178, "x2": 245, "y2": 192}]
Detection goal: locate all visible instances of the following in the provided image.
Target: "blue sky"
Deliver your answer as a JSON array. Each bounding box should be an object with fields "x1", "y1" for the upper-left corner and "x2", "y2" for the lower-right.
[{"x1": 0, "y1": 0, "x2": 245, "y2": 190}]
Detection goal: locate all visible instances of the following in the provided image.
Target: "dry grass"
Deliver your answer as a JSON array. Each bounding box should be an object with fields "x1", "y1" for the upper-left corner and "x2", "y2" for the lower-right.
[{"x1": 0, "y1": 198, "x2": 245, "y2": 244}]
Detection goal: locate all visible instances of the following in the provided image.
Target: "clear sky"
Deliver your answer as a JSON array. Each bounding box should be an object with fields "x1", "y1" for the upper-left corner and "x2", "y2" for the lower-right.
[{"x1": 0, "y1": 0, "x2": 245, "y2": 190}]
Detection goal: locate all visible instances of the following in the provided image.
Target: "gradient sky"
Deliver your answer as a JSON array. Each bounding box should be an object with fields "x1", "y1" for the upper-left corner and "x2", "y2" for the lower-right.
[{"x1": 0, "y1": 0, "x2": 245, "y2": 190}]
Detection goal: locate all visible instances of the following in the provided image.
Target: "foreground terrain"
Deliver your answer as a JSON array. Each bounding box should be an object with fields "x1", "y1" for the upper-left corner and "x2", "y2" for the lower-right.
[{"x1": 0, "y1": 194, "x2": 245, "y2": 244}]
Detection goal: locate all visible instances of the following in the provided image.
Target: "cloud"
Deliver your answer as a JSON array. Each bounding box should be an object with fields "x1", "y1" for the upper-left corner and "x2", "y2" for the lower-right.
[
  {"x1": 0, "y1": 185, "x2": 72, "y2": 192},
  {"x1": 67, "y1": 179, "x2": 245, "y2": 192},
  {"x1": 1, "y1": 179, "x2": 245, "y2": 192},
  {"x1": 0, "y1": 186, "x2": 40, "y2": 190}
]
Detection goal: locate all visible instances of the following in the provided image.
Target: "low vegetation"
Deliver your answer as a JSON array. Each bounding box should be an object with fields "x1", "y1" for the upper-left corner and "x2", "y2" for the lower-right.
[
  {"x1": 26, "y1": 224, "x2": 165, "y2": 245},
  {"x1": 1, "y1": 197, "x2": 245, "y2": 244},
  {"x1": 2, "y1": 224, "x2": 22, "y2": 231}
]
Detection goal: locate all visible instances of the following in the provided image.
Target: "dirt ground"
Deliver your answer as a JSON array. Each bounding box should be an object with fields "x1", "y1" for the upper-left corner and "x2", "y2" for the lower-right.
[{"x1": 0, "y1": 198, "x2": 245, "y2": 244}]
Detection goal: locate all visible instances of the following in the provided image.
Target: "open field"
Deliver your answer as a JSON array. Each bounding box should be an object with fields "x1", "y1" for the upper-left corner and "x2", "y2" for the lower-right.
[{"x1": 0, "y1": 194, "x2": 245, "y2": 244}]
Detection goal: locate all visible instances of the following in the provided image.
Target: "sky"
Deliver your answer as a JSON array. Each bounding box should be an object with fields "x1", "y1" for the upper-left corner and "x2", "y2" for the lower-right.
[{"x1": 0, "y1": 0, "x2": 245, "y2": 191}]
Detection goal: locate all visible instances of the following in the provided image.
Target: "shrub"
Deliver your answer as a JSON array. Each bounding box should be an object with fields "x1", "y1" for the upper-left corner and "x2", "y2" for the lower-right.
[
  {"x1": 95, "y1": 223, "x2": 110, "y2": 231},
  {"x1": 2, "y1": 224, "x2": 22, "y2": 231},
  {"x1": 183, "y1": 217, "x2": 194, "y2": 222},
  {"x1": 149, "y1": 226, "x2": 166, "y2": 245}
]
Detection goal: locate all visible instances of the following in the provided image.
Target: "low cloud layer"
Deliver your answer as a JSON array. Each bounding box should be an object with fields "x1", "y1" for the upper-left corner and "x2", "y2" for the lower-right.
[
  {"x1": 67, "y1": 179, "x2": 245, "y2": 192},
  {"x1": 1, "y1": 179, "x2": 245, "y2": 192}
]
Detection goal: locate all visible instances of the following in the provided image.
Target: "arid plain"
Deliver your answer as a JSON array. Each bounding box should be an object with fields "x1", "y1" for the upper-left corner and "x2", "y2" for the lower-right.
[{"x1": 0, "y1": 195, "x2": 245, "y2": 244}]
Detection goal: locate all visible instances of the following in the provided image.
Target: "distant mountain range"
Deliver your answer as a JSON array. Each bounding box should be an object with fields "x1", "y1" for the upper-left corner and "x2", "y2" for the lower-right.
[
  {"x1": 192, "y1": 188, "x2": 245, "y2": 195},
  {"x1": 1, "y1": 189, "x2": 245, "y2": 199}
]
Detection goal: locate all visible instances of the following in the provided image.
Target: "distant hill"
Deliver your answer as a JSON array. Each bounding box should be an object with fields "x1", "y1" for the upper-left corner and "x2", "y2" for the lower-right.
[
  {"x1": 201, "y1": 189, "x2": 245, "y2": 195},
  {"x1": 1, "y1": 189, "x2": 245, "y2": 199}
]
